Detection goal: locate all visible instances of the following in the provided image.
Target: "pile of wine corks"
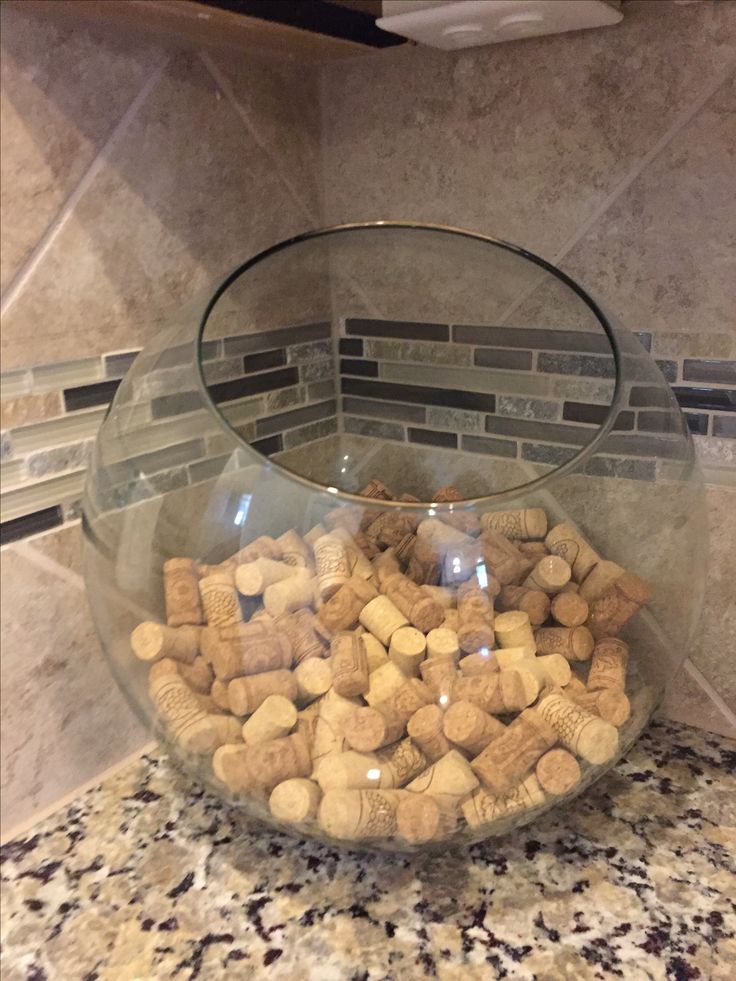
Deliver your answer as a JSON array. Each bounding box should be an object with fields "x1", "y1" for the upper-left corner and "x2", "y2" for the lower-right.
[{"x1": 131, "y1": 483, "x2": 651, "y2": 847}]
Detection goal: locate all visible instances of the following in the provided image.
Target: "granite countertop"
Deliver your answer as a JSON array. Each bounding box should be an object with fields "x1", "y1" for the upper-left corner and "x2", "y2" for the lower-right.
[{"x1": 1, "y1": 720, "x2": 734, "y2": 981}]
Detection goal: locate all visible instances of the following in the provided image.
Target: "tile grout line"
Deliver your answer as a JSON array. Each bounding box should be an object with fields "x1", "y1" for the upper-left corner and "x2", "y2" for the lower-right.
[
  {"x1": 198, "y1": 51, "x2": 317, "y2": 227},
  {"x1": 0, "y1": 56, "x2": 171, "y2": 319},
  {"x1": 497, "y1": 59, "x2": 736, "y2": 326},
  {"x1": 684, "y1": 658, "x2": 736, "y2": 729}
]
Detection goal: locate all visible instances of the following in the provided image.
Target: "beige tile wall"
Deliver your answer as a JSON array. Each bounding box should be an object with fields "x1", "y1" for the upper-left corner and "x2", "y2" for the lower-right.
[
  {"x1": 0, "y1": 5, "x2": 322, "y2": 836},
  {"x1": 320, "y1": 0, "x2": 736, "y2": 735}
]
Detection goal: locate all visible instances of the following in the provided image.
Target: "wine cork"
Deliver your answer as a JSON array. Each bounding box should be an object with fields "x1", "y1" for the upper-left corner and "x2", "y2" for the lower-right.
[
  {"x1": 451, "y1": 671, "x2": 537, "y2": 715},
  {"x1": 416, "y1": 518, "x2": 474, "y2": 557},
  {"x1": 426, "y1": 628, "x2": 460, "y2": 660},
  {"x1": 517, "y1": 541, "x2": 550, "y2": 564},
  {"x1": 343, "y1": 703, "x2": 406, "y2": 752},
  {"x1": 228, "y1": 669, "x2": 297, "y2": 717},
  {"x1": 364, "y1": 660, "x2": 408, "y2": 706},
  {"x1": 419, "y1": 655, "x2": 457, "y2": 697},
  {"x1": 406, "y1": 537, "x2": 442, "y2": 586},
  {"x1": 389, "y1": 678, "x2": 434, "y2": 723},
  {"x1": 359, "y1": 595, "x2": 409, "y2": 646},
  {"x1": 222, "y1": 731, "x2": 312, "y2": 793},
  {"x1": 463, "y1": 773, "x2": 546, "y2": 827},
  {"x1": 295, "y1": 700, "x2": 321, "y2": 747},
  {"x1": 406, "y1": 749, "x2": 479, "y2": 801},
  {"x1": 376, "y1": 738, "x2": 428, "y2": 787},
  {"x1": 263, "y1": 572, "x2": 316, "y2": 617},
  {"x1": 275, "y1": 609, "x2": 327, "y2": 665},
  {"x1": 200, "y1": 572, "x2": 243, "y2": 627},
  {"x1": 315, "y1": 743, "x2": 426, "y2": 791},
  {"x1": 497, "y1": 585, "x2": 550, "y2": 627},
  {"x1": 241, "y1": 694, "x2": 298, "y2": 744},
  {"x1": 559, "y1": 582, "x2": 580, "y2": 594},
  {"x1": 471, "y1": 708, "x2": 557, "y2": 795},
  {"x1": 535, "y1": 748, "x2": 581, "y2": 795},
  {"x1": 458, "y1": 652, "x2": 497, "y2": 676},
  {"x1": 383, "y1": 573, "x2": 445, "y2": 633},
  {"x1": 360, "y1": 478, "x2": 394, "y2": 500},
  {"x1": 587, "y1": 638, "x2": 629, "y2": 691},
  {"x1": 479, "y1": 529, "x2": 528, "y2": 585},
  {"x1": 479, "y1": 508, "x2": 547, "y2": 540},
  {"x1": 331, "y1": 632, "x2": 369, "y2": 697},
  {"x1": 372, "y1": 548, "x2": 401, "y2": 588},
  {"x1": 229, "y1": 536, "x2": 282, "y2": 565},
  {"x1": 204, "y1": 621, "x2": 292, "y2": 681},
  {"x1": 545, "y1": 522, "x2": 600, "y2": 582},
  {"x1": 523, "y1": 555, "x2": 571, "y2": 595},
  {"x1": 393, "y1": 532, "x2": 417, "y2": 565},
  {"x1": 421, "y1": 586, "x2": 455, "y2": 609},
  {"x1": 443, "y1": 701, "x2": 505, "y2": 756},
  {"x1": 164, "y1": 558, "x2": 203, "y2": 627},
  {"x1": 303, "y1": 523, "x2": 327, "y2": 548},
  {"x1": 407, "y1": 705, "x2": 452, "y2": 762},
  {"x1": 315, "y1": 576, "x2": 378, "y2": 638},
  {"x1": 235, "y1": 558, "x2": 301, "y2": 596},
  {"x1": 269, "y1": 778, "x2": 321, "y2": 823},
  {"x1": 494, "y1": 646, "x2": 527, "y2": 671},
  {"x1": 294, "y1": 657, "x2": 333, "y2": 704},
  {"x1": 441, "y1": 609, "x2": 460, "y2": 633},
  {"x1": 131, "y1": 622, "x2": 200, "y2": 664},
  {"x1": 330, "y1": 526, "x2": 375, "y2": 580},
  {"x1": 212, "y1": 745, "x2": 249, "y2": 791},
  {"x1": 313, "y1": 533, "x2": 352, "y2": 600},
  {"x1": 457, "y1": 587, "x2": 495, "y2": 655},
  {"x1": 208, "y1": 714, "x2": 244, "y2": 746},
  {"x1": 318, "y1": 788, "x2": 405, "y2": 840},
  {"x1": 494, "y1": 610, "x2": 536, "y2": 656},
  {"x1": 197, "y1": 561, "x2": 235, "y2": 580},
  {"x1": 568, "y1": 687, "x2": 631, "y2": 727},
  {"x1": 536, "y1": 690, "x2": 619, "y2": 764},
  {"x1": 178, "y1": 656, "x2": 214, "y2": 694},
  {"x1": 433, "y1": 485, "x2": 479, "y2": 535},
  {"x1": 310, "y1": 689, "x2": 360, "y2": 766},
  {"x1": 389, "y1": 626, "x2": 427, "y2": 677},
  {"x1": 210, "y1": 678, "x2": 230, "y2": 712},
  {"x1": 550, "y1": 592, "x2": 589, "y2": 627},
  {"x1": 149, "y1": 671, "x2": 216, "y2": 753},
  {"x1": 363, "y1": 633, "x2": 389, "y2": 672},
  {"x1": 579, "y1": 560, "x2": 626, "y2": 604},
  {"x1": 586, "y1": 572, "x2": 652, "y2": 640},
  {"x1": 276, "y1": 529, "x2": 313, "y2": 569},
  {"x1": 509, "y1": 654, "x2": 571, "y2": 688},
  {"x1": 365, "y1": 511, "x2": 416, "y2": 549},
  {"x1": 535, "y1": 626, "x2": 595, "y2": 662},
  {"x1": 396, "y1": 795, "x2": 457, "y2": 844}
]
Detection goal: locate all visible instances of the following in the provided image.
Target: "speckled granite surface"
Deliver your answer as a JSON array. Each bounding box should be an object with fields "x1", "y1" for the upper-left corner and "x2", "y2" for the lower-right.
[{"x1": 1, "y1": 720, "x2": 734, "y2": 981}]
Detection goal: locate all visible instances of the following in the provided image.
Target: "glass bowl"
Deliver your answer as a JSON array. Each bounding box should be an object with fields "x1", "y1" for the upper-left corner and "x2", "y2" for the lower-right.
[{"x1": 83, "y1": 223, "x2": 706, "y2": 852}]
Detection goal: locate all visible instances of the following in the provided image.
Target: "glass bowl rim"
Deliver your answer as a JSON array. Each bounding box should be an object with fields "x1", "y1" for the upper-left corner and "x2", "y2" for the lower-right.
[{"x1": 195, "y1": 220, "x2": 625, "y2": 510}]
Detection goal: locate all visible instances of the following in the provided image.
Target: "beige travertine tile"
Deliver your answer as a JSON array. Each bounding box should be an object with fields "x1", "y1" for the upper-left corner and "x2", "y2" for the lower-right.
[
  {"x1": 0, "y1": 4, "x2": 161, "y2": 292},
  {"x1": 24, "y1": 521, "x2": 83, "y2": 578},
  {"x1": 659, "y1": 664, "x2": 735, "y2": 739},
  {"x1": 0, "y1": 546, "x2": 146, "y2": 836},
  {"x1": 1, "y1": 52, "x2": 320, "y2": 370},
  {"x1": 516, "y1": 72, "x2": 736, "y2": 351},
  {"x1": 0, "y1": 391, "x2": 63, "y2": 429},
  {"x1": 321, "y1": 0, "x2": 736, "y2": 256},
  {"x1": 689, "y1": 484, "x2": 736, "y2": 712}
]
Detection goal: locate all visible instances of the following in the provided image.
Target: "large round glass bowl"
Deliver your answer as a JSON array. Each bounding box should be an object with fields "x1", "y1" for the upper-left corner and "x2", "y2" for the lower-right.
[{"x1": 83, "y1": 223, "x2": 706, "y2": 852}]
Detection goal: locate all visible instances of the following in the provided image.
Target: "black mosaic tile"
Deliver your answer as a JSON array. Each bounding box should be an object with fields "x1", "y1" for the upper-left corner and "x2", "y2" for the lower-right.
[
  {"x1": 341, "y1": 377, "x2": 496, "y2": 413},
  {"x1": 346, "y1": 318, "x2": 449, "y2": 342},
  {"x1": 341, "y1": 396, "x2": 426, "y2": 424},
  {"x1": 673, "y1": 386, "x2": 736, "y2": 412},
  {"x1": 63, "y1": 378, "x2": 121, "y2": 412},
  {"x1": 485, "y1": 416, "x2": 593, "y2": 446},
  {"x1": 713, "y1": 414, "x2": 736, "y2": 438},
  {"x1": 601, "y1": 433, "x2": 691, "y2": 461},
  {"x1": 683, "y1": 359, "x2": 736, "y2": 385},
  {"x1": 584, "y1": 456, "x2": 656, "y2": 481},
  {"x1": 521, "y1": 443, "x2": 577, "y2": 466},
  {"x1": 223, "y1": 323, "x2": 330, "y2": 356},
  {"x1": 242, "y1": 349, "x2": 286, "y2": 373},
  {"x1": 637, "y1": 410, "x2": 689, "y2": 435},
  {"x1": 340, "y1": 358, "x2": 378, "y2": 377},
  {"x1": 685, "y1": 413, "x2": 710, "y2": 436},
  {"x1": 655, "y1": 360, "x2": 678, "y2": 382},
  {"x1": 188, "y1": 454, "x2": 232, "y2": 484},
  {"x1": 103, "y1": 439, "x2": 207, "y2": 484},
  {"x1": 343, "y1": 416, "x2": 406, "y2": 441},
  {"x1": 0, "y1": 506, "x2": 63, "y2": 546},
  {"x1": 104, "y1": 351, "x2": 140, "y2": 378},
  {"x1": 408, "y1": 427, "x2": 457, "y2": 449},
  {"x1": 461, "y1": 434, "x2": 518, "y2": 459},
  {"x1": 150, "y1": 391, "x2": 202, "y2": 419},
  {"x1": 537, "y1": 353, "x2": 616, "y2": 378},
  {"x1": 339, "y1": 337, "x2": 363, "y2": 356},
  {"x1": 210, "y1": 367, "x2": 299, "y2": 404},
  {"x1": 255, "y1": 400, "x2": 336, "y2": 438},
  {"x1": 629, "y1": 386, "x2": 673, "y2": 409},
  {"x1": 473, "y1": 348, "x2": 533, "y2": 371},
  {"x1": 453, "y1": 325, "x2": 611, "y2": 354},
  {"x1": 251, "y1": 434, "x2": 283, "y2": 455},
  {"x1": 562, "y1": 401, "x2": 634, "y2": 431}
]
